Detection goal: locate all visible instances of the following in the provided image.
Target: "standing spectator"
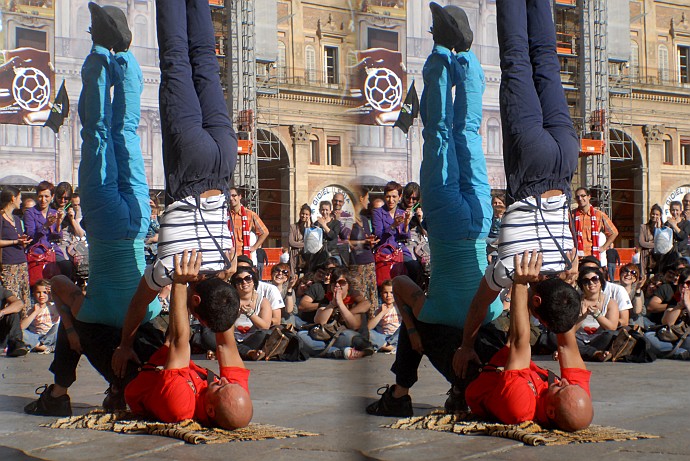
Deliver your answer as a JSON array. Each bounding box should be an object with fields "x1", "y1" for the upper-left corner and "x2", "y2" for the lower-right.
[
  {"x1": 24, "y1": 181, "x2": 70, "y2": 276},
  {"x1": 605, "y1": 243, "x2": 620, "y2": 281},
  {"x1": 372, "y1": 181, "x2": 412, "y2": 261},
  {"x1": 279, "y1": 247, "x2": 289, "y2": 264},
  {"x1": 144, "y1": 195, "x2": 160, "y2": 265},
  {"x1": 228, "y1": 186, "x2": 269, "y2": 258},
  {"x1": 639, "y1": 204, "x2": 663, "y2": 276},
  {"x1": 400, "y1": 182, "x2": 426, "y2": 259},
  {"x1": 486, "y1": 193, "x2": 506, "y2": 262},
  {"x1": 20, "y1": 197, "x2": 36, "y2": 217},
  {"x1": 349, "y1": 186, "x2": 379, "y2": 315},
  {"x1": 631, "y1": 246, "x2": 641, "y2": 273},
  {"x1": 664, "y1": 200, "x2": 690, "y2": 262},
  {"x1": 255, "y1": 245, "x2": 268, "y2": 280},
  {"x1": 0, "y1": 286, "x2": 28, "y2": 357},
  {"x1": 332, "y1": 192, "x2": 352, "y2": 264},
  {"x1": 21, "y1": 279, "x2": 59, "y2": 353},
  {"x1": 288, "y1": 203, "x2": 311, "y2": 274},
  {"x1": 572, "y1": 187, "x2": 618, "y2": 260},
  {"x1": 53, "y1": 182, "x2": 85, "y2": 260},
  {"x1": 315, "y1": 201, "x2": 341, "y2": 262},
  {"x1": 0, "y1": 186, "x2": 31, "y2": 313},
  {"x1": 683, "y1": 193, "x2": 690, "y2": 222}
]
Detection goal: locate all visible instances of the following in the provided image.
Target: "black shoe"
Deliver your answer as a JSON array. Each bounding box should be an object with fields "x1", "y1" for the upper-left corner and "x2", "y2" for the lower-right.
[
  {"x1": 102, "y1": 5, "x2": 132, "y2": 52},
  {"x1": 366, "y1": 385, "x2": 413, "y2": 417},
  {"x1": 7, "y1": 346, "x2": 29, "y2": 357},
  {"x1": 24, "y1": 384, "x2": 72, "y2": 417},
  {"x1": 88, "y1": 2, "x2": 124, "y2": 50},
  {"x1": 444, "y1": 385, "x2": 470, "y2": 415},
  {"x1": 429, "y1": 2, "x2": 473, "y2": 52},
  {"x1": 102, "y1": 385, "x2": 127, "y2": 412}
]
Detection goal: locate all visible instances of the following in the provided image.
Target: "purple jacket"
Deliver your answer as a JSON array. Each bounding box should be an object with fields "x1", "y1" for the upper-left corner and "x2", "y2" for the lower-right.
[
  {"x1": 372, "y1": 206, "x2": 411, "y2": 259},
  {"x1": 23, "y1": 206, "x2": 64, "y2": 258}
]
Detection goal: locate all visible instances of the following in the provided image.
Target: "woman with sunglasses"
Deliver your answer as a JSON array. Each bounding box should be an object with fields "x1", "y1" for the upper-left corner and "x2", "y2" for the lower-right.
[
  {"x1": 575, "y1": 266, "x2": 619, "y2": 361},
  {"x1": 231, "y1": 267, "x2": 272, "y2": 356},
  {"x1": 617, "y1": 263, "x2": 645, "y2": 328},
  {"x1": 299, "y1": 267, "x2": 373, "y2": 359},
  {"x1": 644, "y1": 268, "x2": 690, "y2": 359},
  {"x1": 270, "y1": 263, "x2": 300, "y2": 326}
]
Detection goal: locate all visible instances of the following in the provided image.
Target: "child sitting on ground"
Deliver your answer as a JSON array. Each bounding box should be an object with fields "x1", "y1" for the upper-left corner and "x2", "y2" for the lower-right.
[
  {"x1": 368, "y1": 280, "x2": 401, "y2": 352},
  {"x1": 21, "y1": 279, "x2": 60, "y2": 353}
]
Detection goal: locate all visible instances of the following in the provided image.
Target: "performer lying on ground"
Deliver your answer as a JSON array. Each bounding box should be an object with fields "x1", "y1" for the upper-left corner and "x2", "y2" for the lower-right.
[
  {"x1": 466, "y1": 251, "x2": 593, "y2": 432},
  {"x1": 112, "y1": 0, "x2": 238, "y2": 377},
  {"x1": 367, "y1": 2, "x2": 503, "y2": 417},
  {"x1": 25, "y1": 3, "x2": 164, "y2": 417},
  {"x1": 125, "y1": 250, "x2": 252, "y2": 429},
  {"x1": 454, "y1": 0, "x2": 580, "y2": 382}
]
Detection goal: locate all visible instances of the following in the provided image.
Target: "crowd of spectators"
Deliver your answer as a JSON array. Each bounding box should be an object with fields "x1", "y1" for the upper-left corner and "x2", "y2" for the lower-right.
[{"x1": 4, "y1": 181, "x2": 690, "y2": 367}]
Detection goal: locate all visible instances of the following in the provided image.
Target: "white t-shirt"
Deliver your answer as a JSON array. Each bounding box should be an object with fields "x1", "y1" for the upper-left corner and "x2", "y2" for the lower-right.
[
  {"x1": 579, "y1": 290, "x2": 613, "y2": 330},
  {"x1": 608, "y1": 282, "x2": 632, "y2": 312},
  {"x1": 258, "y1": 281, "x2": 284, "y2": 311}
]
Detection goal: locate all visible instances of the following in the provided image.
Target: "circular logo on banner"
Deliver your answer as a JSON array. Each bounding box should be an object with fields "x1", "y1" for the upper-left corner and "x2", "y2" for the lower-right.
[
  {"x1": 364, "y1": 67, "x2": 403, "y2": 113},
  {"x1": 664, "y1": 185, "x2": 690, "y2": 220},
  {"x1": 310, "y1": 185, "x2": 355, "y2": 220}
]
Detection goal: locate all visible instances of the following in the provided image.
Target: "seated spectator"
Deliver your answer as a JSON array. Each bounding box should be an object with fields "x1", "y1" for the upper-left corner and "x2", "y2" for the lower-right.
[
  {"x1": 575, "y1": 266, "x2": 619, "y2": 361},
  {"x1": 21, "y1": 279, "x2": 59, "y2": 352},
  {"x1": 298, "y1": 267, "x2": 373, "y2": 359},
  {"x1": 580, "y1": 256, "x2": 632, "y2": 327},
  {"x1": 617, "y1": 263, "x2": 645, "y2": 327},
  {"x1": 368, "y1": 280, "x2": 401, "y2": 352},
  {"x1": 644, "y1": 267, "x2": 690, "y2": 359},
  {"x1": 231, "y1": 266, "x2": 272, "y2": 355},
  {"x1": 0, "y1": 285, "x2": 28, "y2": 356},
  {"x1": 269, "y1": 263, "x2": 299, "y2": 327},
  {"x1": 298, "y1": 259, "x2": 339, "y2": 323},
  {"x1": 646, "y1": 263, "x2": 681, "y2": 326}
]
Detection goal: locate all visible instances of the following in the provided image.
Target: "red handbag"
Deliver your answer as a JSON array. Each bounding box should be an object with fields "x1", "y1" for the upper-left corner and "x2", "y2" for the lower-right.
[
  {"x1": 27, "y1": 244, "x2": 59, "y2": 286},
  {"x1": 374, "y1": 243, "x2": 404, "y2": 286}
]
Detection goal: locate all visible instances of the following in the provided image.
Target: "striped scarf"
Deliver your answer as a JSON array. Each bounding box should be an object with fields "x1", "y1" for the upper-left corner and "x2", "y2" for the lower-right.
[
  {"x1": 241, "y1": 206, "x2": 251, "y2": 256},
  {"x1": 575, "y1": 206, "x2": 599, "y2": 259}
]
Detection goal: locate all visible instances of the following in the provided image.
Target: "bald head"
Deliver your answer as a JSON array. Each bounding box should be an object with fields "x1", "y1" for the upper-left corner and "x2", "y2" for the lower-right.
[
  {"x1": 550, "y1": 385, "x2": 593, "y2": 432},
  {"x1": 210, "y1": 383, "x2": 253, "y2": 430}
]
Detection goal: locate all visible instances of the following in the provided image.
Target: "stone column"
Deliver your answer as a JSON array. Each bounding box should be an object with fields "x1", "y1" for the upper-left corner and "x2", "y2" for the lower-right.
[
  {"x1": 643, "y1": 124, "x2": 665, "y2": 219},
  {"x1": 290, "y1": 124, "x2": 312, "y2": 223}
]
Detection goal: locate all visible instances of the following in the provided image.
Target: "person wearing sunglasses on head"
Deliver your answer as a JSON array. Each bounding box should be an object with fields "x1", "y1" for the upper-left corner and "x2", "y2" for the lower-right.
[{"x1": 574, "y1": 266, "x2": 619, "y2": 362}]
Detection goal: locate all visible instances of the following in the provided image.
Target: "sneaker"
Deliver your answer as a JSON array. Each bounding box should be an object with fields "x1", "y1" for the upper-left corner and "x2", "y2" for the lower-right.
[
  {"x1": 24, "y1": 384, "x2": 72, "y2": 417},
  {"x1": 366, "y1": 385, "x2": 413, "y2": 417},
  {"x1": 7, "y1": 346, "x2": 29, "y2": 357},
  {"x1": 102, "y1": 385, "x2": 126, "y2": 412},
  {"x1": 344, "y1": 347, "x2": 374, "y2": 360},
  {"x1": 444, "y1": 386, "x2": 470, "y2": 415}
]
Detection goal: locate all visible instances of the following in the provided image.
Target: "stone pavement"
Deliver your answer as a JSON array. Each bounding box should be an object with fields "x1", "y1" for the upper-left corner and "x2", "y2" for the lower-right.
[{"x1": 1, "y1": 352, "x2": 688, "y2": 460}]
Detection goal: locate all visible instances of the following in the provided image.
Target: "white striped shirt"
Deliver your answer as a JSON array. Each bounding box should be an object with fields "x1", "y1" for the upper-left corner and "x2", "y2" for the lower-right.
[
  {"x1": 144, "y1": 194, "x2": 233, "y2": 290},
  {"x1": 484, "y1": 194, "x2": 574, "y2": 291}
]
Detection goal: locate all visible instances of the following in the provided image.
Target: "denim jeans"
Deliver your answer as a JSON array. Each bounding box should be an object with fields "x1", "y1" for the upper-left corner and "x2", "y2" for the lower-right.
[
  {"x1": 369, "y1": 328, "x2": 399, "y2": 350},
  {"x1": 297, "y1": 329, "x2": 366, "y2": 356},
  {"x1": 497, "y1": 0, "x2": 579, "y2": 202},
  {"x1": 156, "y1": 0, "x2": 237, "y2": 205},
  {"x1": 23, "y1": 324, "x2": 58, "y2": 350},
  {"x1": 645, "y1": 330, "x2": 690, "y2": 358}
]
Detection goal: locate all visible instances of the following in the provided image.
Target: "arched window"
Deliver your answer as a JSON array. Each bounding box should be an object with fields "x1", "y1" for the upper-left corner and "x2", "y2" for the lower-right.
[
  {"x1": 134, "y1": 15, "x2": 148, "y2": 48},
  {"x1": 305, "y1": 45, "x2": 316, "y2": 84},
  {"x1": 664, "y1": 134, "x2": 673, "y2": 164},
  {"x1": 310, "y1": 134, "x2": 319, "y2": 164},
  {"x1": 658, "y1": 44, "x2": 669, "y2": 83},
  {"x1": 487, "y1": 118, "x2": 500, "y2": 154},
  {"x1": 277, "y1": 41, "x2": 287, "y2": 83},
  {"x1": 630, "y1": 41, "x2": 639, "y2": 80}
]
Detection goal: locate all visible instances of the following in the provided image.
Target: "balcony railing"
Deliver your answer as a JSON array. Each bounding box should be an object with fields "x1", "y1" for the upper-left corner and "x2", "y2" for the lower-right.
[{"x1": 54, "y1": 37, "x2": 159, "y2": 67}]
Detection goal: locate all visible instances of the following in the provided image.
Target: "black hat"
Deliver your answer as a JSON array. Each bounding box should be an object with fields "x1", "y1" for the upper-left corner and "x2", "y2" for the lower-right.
[
  {"x1": 102, "y1": 5, "x2": 132, "y2": 52},
  {"x1": 237, "y1": 255, "x2": 254, "y2": 267},
  {"x1": 429, "y1": 2, "x2": 473, "y2": 52},
  {"x1": 88, "y1": 3, "x2": 131, "y2": 52}
]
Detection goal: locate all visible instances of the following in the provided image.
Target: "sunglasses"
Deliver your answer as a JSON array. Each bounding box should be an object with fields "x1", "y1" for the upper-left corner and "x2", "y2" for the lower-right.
[
  {"x1": 57, "y1": 195, "x2": 71, "y2": 201},
  {"x1": 333, "y1": 279, "x2": 348, "y2": 287},
  {"x1": 407, "y1": 195, "x2": 420, "y2": 201},
  {"x1": 274, "y1": 269, "x2": 289, "y2": 276},
  {"x1": 621, "y1": 269, "x2": 638, "y2": 277},
  {"x1": 233, "y1": 274, "x2": 254, "y2": 285},
  {"x1": 580, "y1": 275, "x2": 600, "y2": 286}
]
